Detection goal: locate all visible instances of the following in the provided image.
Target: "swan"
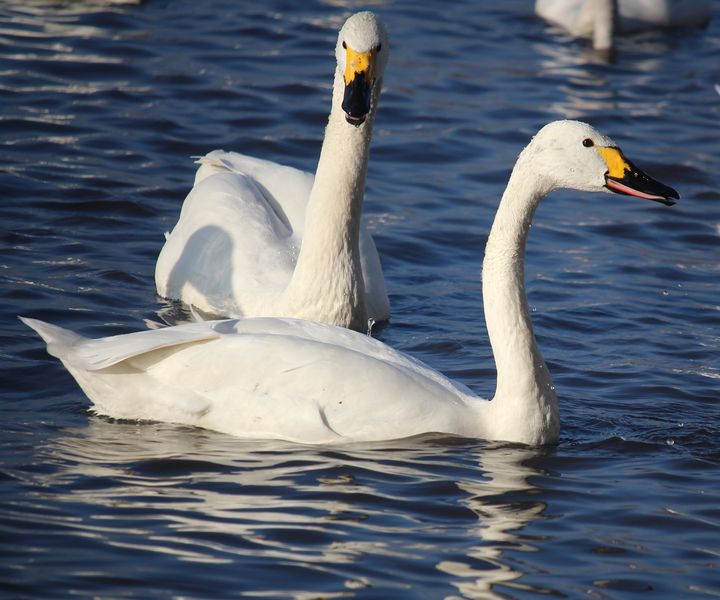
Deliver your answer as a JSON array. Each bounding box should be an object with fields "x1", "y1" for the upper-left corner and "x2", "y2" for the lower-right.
[
  {"x1": 536, "y1": 0, "x2": 712, "y2": 51},
  {"x1": 22, "y1": 121, "x2": 678, "y2": 446},
  {"x1": 154, "y1": 11, "x2": 390, "y2": 332}
]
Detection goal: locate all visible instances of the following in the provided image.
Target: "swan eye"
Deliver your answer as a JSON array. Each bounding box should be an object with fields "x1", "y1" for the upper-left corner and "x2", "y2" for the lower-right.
[
  {"x1": 342, "y1": 41, "x2": 347, "y2": 49},
  {"x1": 376, "y1": 43, "x2": 382, "y2": 52},
  {"x1": 582, "y1": 138, "x2": 594, "y2": 148}
]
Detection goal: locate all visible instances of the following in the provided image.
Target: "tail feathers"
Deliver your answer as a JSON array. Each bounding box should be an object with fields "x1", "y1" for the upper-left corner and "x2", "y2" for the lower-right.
[
  {"x1": 19, "y1": 316, "x2": 85, "y2": 360},
  {"x1": 21, "y1": 317, "x2": 221, "y2": 371},
  {"x1": 194, "y1": 151, "x2": 239, "y2": 185},
  {"x1": 70, "y1": 322, "x2": 221, "y2": 371}
]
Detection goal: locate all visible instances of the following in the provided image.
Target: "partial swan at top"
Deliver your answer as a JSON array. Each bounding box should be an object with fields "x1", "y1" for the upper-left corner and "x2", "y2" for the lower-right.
[{"x1": 536, "y1": 0, "x2": 712, "y2": 51}]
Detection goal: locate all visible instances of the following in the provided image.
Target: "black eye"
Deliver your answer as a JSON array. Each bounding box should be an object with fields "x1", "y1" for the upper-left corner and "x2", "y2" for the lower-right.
[
  {"x1": 342, "y1": 41, "x2": 347, "y2": 49},
  {"x1": 377, "y1": 43, "x2": 382, "y2": 52},
  {"x1": 582, "y1": 138, "x2": 594, "y2": 147}
]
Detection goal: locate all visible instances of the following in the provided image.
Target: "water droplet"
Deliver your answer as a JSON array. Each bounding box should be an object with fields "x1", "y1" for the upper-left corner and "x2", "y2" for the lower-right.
[
  {"x1": 366, "y1": 318, "x2": 376, "y2": 337},
  {"x1": 666, "y1": 439, "x2": 675, "y2": 446},
  {"x1": 662, "y1": 290, "x2": 669, "y2": 296}
]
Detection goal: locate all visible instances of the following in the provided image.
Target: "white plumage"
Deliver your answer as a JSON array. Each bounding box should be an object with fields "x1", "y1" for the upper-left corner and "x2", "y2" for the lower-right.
[
  {"x1": 24, "y1": 121, "x2": 678, "y2": 445},
  {"x1": 155, "y1": 12, "x2": 390, "y2": 332},
  {"x1": 536, "y1": 0, "x2": 712, "y2": 50}
]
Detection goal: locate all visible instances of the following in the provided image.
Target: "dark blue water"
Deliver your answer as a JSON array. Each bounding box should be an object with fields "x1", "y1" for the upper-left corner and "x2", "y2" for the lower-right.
[{"x1": 2, "y1": 0, "x2": 720, "y2": 597}]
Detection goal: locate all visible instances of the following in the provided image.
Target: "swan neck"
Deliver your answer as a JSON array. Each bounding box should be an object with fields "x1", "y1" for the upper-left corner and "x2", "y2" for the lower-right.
[
  {"x1": 282, "y1": 71, "x2": 379, "y2": 331},
  {"x1": 482, "y1": 154, "x2": 558, "y2": 443}
]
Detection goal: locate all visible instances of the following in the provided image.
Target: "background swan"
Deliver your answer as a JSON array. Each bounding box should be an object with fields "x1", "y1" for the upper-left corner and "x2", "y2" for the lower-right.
[
  {"x1": 23, "y1": 121, "x2": 678, "y2": 446},
  {"x1": 155, "y1": 11, "x2": 390, "y2": 332},
  {"x1": 536, "y1": 0, "x2": 712, "y2": 50}
]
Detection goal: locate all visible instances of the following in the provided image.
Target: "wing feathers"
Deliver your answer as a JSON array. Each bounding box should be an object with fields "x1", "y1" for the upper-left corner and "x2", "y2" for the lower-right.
[{"x1": 22, "y1": 318, "x2": 220, "y2": 372}]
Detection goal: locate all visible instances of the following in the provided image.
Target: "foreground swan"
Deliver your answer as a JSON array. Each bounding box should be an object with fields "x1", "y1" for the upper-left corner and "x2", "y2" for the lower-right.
[
  {"x1": 23, "y1": 121, "x2": 678, "y2": 445},
  {"x1": 155, "y1": 11, "x2": 390, "y2": 332},
  {"x1": 536, "y1": 0, "x2": 712, "y2": 50}
]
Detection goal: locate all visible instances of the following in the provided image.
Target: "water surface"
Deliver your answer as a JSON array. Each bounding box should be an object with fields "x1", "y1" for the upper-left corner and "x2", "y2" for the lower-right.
[{"x1": 2, "y1": 0, "x2": 720, "y2": 597}]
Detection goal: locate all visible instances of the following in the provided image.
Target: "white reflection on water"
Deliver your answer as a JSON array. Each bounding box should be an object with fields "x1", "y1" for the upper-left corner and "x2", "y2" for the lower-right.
[
  {"x1": 439, "y1": 446, "x2": 548, "y2": 598},
  {"x1": 32, "y1": 420, "x2": 551, "y2": 597},
  {"x1": 532, "y1": 39, "x2": 674, "y2": 120}
]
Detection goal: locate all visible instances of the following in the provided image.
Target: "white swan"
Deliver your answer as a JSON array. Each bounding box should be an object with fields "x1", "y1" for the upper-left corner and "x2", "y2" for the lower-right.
[
  {"x1": 155, "y1": 11, "x2": 390, "y2": 332},
  {"x1": 536, "y1": 0, "x2": 712, "y2": 50},
  {"x1": 23, "y1": 121, "x2": 678, "y2": 446}
]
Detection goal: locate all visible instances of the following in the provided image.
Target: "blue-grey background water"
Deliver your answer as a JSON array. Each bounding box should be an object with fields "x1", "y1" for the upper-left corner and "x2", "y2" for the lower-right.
[{"x1": 2, "y1": 0, "x2": 719, "y2": 597}]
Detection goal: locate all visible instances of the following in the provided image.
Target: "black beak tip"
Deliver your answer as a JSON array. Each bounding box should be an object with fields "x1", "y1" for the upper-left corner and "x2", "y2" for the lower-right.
[
  {"x1": 666, "y1": 188, "x2": 680, "y2": 205},
  {"x1": 606, "y1": 167, "x2": 680, "y2": 208},
  {"x1": 342, "y1": 70, "x2": 371, "y2": 128},
  {"x1": 658, "y1": 184, "x2": 680, "y2": 206}
]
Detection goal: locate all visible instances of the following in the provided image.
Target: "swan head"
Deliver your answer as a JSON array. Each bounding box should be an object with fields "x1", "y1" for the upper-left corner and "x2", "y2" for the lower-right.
[
  {"x1": 527, "y1": 120, "x2": 679, "y2": 206},
  {"x1": 335, "y1": 12, "x2": 389, "y2": 127}
]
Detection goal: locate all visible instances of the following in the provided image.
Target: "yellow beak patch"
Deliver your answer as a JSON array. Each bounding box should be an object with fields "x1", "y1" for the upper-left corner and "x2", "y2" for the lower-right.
[
  {"x1": 344, "y1": 46, "x2": 375, "y2": 86},
  {"x1": 597, "y1": 146, "x2": 631, "y2": 179}
]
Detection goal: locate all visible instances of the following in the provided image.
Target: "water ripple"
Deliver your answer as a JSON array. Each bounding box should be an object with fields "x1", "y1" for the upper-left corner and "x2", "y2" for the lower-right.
[{"x1": 1, "y1": 0, "x2": 720, "y2": 597}]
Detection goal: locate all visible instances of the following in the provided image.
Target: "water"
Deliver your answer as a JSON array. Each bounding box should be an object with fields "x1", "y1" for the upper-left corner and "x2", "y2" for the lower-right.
[{"x1": 2, "y1": 0, "x2": 719, "y2": 597}]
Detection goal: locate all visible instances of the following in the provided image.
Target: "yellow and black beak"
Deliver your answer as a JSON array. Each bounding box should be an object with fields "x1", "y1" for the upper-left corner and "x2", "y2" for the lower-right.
[
  {"x1": 598, "y1": 146, "x2": 679, "y2": 206},
  {"x1": 342, "y1": 45, "x2": 376, "y2": 127}
]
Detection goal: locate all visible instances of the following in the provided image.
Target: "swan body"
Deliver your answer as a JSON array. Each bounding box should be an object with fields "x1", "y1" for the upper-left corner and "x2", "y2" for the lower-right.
[
  {"x1": 24, "y1": 121, "x2": 678, "y2": 445},
  {"x1": 536, "y1": 0, "x2": 712, "y2": 50},
  {"x1": 155, "y1": 12, "x2": 390, "y2": 332},
  {"x1": 21, "y1": 316, "x2": 481, "y2": 444}
]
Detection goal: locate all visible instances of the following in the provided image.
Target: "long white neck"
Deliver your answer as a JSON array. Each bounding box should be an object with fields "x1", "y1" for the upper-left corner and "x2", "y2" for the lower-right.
[
  {"x1": 280, "y1": 71, "x2": 377, "y2": 332},
  {"x1": 482, "y1": 150, "x2": 559, "y2": 444}
]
